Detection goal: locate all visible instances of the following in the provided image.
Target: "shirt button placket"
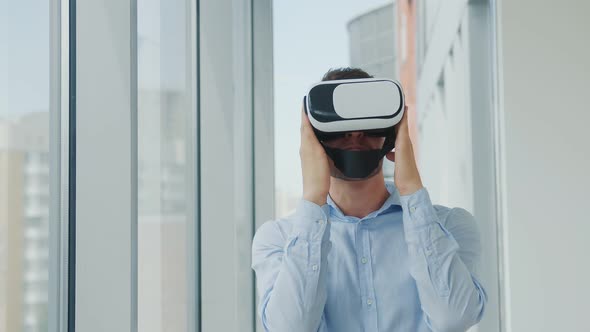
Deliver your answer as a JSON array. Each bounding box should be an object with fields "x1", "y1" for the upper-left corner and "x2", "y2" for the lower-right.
[
  {"x1": 362, "y1": 228, "x2": 372, "y2": 308},
  {"x1": 355, "y1": 222, "x2": 369, "y2": 329},
  {"x1": 363, "y1": 226, "x2": 378, "y2": 330}
]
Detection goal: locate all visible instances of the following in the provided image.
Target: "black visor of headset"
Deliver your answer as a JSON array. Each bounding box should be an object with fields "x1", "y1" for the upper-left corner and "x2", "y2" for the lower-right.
[{"x1": 313, "y1": 127, "x2": 391, "y2": 142}]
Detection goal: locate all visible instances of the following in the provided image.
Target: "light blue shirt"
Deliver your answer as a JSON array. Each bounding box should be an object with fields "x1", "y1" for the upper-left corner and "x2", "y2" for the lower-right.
[{"x1": 252, "y1": 181, "x2": 487, "y2": 332}]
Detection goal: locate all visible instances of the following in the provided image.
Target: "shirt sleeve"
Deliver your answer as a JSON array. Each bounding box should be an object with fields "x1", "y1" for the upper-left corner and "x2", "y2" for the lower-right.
[
  {"x1": 251, "y1": 199, "x2": 331, "y2": 332},
  {"x1": 399, "y1": 187, "x2": 488, "y2": 332}
]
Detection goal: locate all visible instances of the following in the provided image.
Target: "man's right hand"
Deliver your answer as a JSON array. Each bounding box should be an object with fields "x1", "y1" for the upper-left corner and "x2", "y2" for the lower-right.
[{"x1": 300, "y1": 102, "x2": 330, "y2": 206}]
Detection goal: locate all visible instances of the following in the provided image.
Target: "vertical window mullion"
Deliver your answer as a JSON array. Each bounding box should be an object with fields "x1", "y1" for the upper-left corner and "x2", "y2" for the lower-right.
[{"x1": 74, "y1": 0, "x2": 136, "y2": 331}]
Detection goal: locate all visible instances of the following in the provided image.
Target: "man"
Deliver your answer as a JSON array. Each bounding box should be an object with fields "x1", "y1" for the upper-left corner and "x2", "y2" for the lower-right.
[{"x1": 252, "y1": 68, "x2": 487, "y2": 332}]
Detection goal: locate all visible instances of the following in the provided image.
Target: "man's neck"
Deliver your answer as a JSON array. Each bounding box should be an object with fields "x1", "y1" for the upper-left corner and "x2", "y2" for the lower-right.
[{"x1": 328, "y1": 171, "x2": 390, "y2": 218}]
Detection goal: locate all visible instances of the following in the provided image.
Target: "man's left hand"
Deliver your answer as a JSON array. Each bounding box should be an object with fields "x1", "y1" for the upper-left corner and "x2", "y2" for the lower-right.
[{"x1": 385, "y1": 105, "x2": 424, "y2": 196}]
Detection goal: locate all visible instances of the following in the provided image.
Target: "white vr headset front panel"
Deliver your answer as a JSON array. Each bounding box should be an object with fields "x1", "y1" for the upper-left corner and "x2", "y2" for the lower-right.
[
  {"x1": 333, "y1": 80, "x2": 401, "y2": 118},
  {"x1": 306, "y1": 78, "x2": 404, "y2": 133}
]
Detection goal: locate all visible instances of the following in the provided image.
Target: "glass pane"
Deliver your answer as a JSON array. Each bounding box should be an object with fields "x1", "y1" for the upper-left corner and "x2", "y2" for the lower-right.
[
  {"x1": 273, "y1": 0, "x2": 398, "y2": 217},
  {"x1": 137, "y1": 0, "x2": 195, "y2": 330},
  {"x1": 0, "y1": 1, "x2": 51, "y2": 331}
]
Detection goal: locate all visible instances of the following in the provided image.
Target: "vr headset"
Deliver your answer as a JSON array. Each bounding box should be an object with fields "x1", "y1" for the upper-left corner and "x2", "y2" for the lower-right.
[{"x1": 304, "y1": 78, "x2": 405, "y2": 179}]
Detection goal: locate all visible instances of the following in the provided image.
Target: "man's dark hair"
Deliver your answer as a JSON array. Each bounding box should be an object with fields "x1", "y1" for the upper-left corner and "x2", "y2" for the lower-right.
[{"x1": 321, "y1": 67, "x2": 373, "y2": 81}]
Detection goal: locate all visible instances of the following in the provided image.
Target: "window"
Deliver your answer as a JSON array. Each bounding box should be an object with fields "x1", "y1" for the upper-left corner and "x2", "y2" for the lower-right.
[
  {"x1": 137, "y1": 0, "x2": 196, "y2": 330},
  {"x1": 0, "y1": 2, "x2": 51, "y2": 331}
]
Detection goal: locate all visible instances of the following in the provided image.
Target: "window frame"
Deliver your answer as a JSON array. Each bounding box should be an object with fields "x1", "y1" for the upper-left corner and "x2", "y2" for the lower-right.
[{"x1": 48, "y1": 0, "x2": 72, "y2": 330}]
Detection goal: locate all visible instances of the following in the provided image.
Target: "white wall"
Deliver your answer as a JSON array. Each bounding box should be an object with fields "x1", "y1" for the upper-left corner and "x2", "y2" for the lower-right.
[{"x1": 497, "y1": 1, "x2": 590, "y2": 331}]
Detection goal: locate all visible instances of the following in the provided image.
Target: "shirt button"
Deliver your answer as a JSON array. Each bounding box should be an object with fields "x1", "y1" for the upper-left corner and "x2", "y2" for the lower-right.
[
  {"x1": 361, "y1": 257, "x2": 368, "y2": 264},
  {"x1": 367, "y1": 299, "x2": 373, "y2": 306},
  {"x1": 312, "y1": 264, "x2": 318, "y2": 271},
  {"x1": 316, "y1": 219, "x2": 324, "y2": 225},
  {"x1": 425, "y1": 248, "x2": 433, "y2": 256},
  {"x1": 410, "y1": 206, "x2": 417, "y2": 213}
]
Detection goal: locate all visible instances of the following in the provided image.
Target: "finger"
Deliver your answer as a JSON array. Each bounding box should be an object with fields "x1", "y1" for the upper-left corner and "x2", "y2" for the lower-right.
[
  {"x1": 401, "y1": 105, "x2": 408, "y2": 123},
  {"x1": 301, "y1": 106, "x2": 305, "y2": 124},
  {"x1": 300, "y1": 106, "x2": 317, "y2": 145},
  {"x1": 395, "y1": 108, "x2": 408, "y2": 134},
  {"x1": 396, "y1": 105, "x2": 410, "y2": 133},
  {"x1": 301, "y1": 105, "x2": 309, "y2": 133}
]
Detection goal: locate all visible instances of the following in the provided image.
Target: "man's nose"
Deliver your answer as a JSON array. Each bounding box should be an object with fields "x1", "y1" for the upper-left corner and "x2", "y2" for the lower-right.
[{"x1": 345, "y1": 131, "x2": 364, "y2": 139}]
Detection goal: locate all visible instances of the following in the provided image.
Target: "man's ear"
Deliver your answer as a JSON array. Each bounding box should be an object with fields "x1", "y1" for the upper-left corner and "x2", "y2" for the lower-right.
[{"x1": 386, "y1": 151, "x2": 395, "y2": 162}]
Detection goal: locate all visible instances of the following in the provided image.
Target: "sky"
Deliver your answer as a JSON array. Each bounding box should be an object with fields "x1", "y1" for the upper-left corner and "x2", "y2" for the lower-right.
[
  {"x1": 0, "y1": 0, "x2": 50, "y2": 118},
  {"x1": 273, "y1": 0, "x2": 393, "y2": 195}
]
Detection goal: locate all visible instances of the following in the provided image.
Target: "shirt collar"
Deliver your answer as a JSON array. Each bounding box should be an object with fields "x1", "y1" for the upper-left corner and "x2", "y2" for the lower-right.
[{"x1": 326, "y1": 180, "x2": 401, "y2": 221}]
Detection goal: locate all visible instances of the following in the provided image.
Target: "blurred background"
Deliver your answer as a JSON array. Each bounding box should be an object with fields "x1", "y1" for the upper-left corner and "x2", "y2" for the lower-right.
[{"x1": 1, "y1": 0, "x2": 589, "y2": 331}]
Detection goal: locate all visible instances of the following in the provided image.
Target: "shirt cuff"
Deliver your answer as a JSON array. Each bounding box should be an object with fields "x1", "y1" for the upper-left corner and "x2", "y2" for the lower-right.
[
  {"x1": 290, "y1": 199, "x2": 331, "y2": 242},
  {"x1": 399, "y1": 187, "x2": 439, "y2": 232}
]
